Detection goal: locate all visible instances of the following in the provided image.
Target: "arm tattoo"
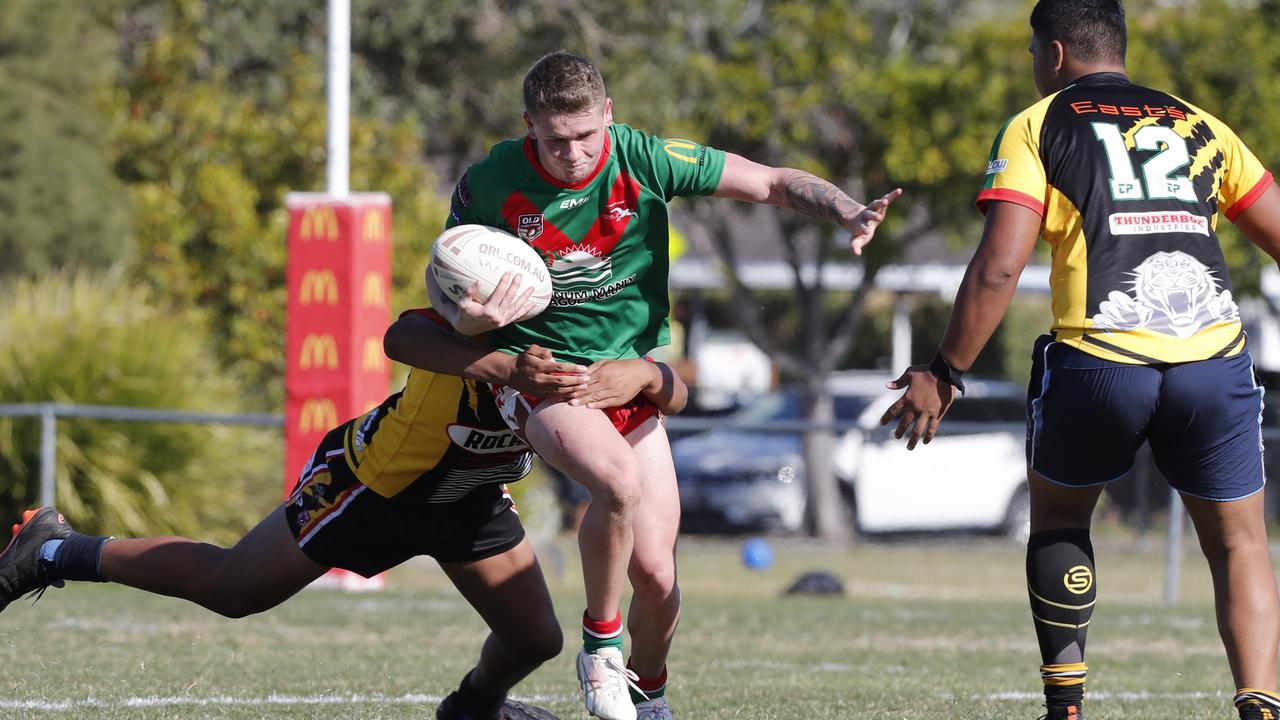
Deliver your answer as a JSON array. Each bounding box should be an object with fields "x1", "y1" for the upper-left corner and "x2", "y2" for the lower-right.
[{"x1": 781, "y1": 170, "x2": 863, "y2": 227}]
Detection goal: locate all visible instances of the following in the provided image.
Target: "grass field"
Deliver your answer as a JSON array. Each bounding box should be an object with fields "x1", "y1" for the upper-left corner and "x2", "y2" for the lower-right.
[{"x1": 0, "y1": 530, "x2": 1254, "y2": 719}]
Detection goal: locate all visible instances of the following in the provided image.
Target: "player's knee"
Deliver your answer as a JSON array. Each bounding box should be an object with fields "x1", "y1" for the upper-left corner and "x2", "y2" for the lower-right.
[
  {"x1": 199, "y1": 560, "x2": 277, "y2": 618},
  {"x1": 590, "y1": 462, "x2": 644, "y2": 514},
  {"x1": 515, "y1": 619, "x2": 564, "y2": 664},
  {"x1": 630, "y1": 562, "x2": 678, "y2": 605}
]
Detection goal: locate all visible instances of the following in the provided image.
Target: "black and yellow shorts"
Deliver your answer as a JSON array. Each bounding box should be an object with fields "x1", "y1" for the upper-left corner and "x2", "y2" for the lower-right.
[{"x1": 283, "y1": 426, "x2": 526, "y2": 577}]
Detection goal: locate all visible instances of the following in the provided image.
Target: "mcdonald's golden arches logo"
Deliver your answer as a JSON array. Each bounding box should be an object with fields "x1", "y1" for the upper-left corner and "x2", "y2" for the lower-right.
[
  {"x1": 363, "y1": 337, "x2": 387, "y2": 372},
  {"x1": 662, "y1": 139, "x2": 700, "y2": 165},
  {"x1": 299, "y1": 398, "x2": 338, "y2": 433},
  {"x1": 1063, "y1": 565, "x2": 1094, "y2": 595},
  {"x1": 300, "y1": 334, "x2": 339, "y2": 370},
  {"x1": 362, "y1": 210, "x2": 387, "y2": 243},
  {"x1": 299, "y1": 207, "x2": 339, "y2": 241},
  {"x1": 362, "y1": 273, "x2": 387, "y2": 308},
  {"x1": 300, "y1": 269, "x2": 339, "y2": 306}
]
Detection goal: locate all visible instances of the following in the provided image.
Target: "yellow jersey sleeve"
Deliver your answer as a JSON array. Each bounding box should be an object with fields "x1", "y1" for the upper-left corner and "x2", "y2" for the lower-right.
[
  {"x1": 976, "y1": 104, "x2": 1050, "y2": 216},
  {"x1": 1197, "y1": 112, "x2": 1274, "y2": 221}
]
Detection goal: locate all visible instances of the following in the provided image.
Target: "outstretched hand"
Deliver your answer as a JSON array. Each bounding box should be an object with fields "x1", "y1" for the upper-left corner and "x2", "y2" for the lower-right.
[
  {"x1": 878, "y1": 364, "x2": 955, "y2": 450},
  {"x1": 849, "y1": 188, "x2": 904, "y2": 256}
]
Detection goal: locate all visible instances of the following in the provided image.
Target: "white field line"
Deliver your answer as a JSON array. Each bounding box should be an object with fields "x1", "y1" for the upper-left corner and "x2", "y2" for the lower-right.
[
  {"x1": 977, "y1": 690, "x2": 1230, "y2": 701},
  {"x1": 0, "y1": 692, "x2": 572, "y2": 713}
]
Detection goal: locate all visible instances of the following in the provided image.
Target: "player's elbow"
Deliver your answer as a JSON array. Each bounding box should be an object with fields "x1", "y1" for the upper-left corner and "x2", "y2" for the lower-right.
[
  {"x1": 975, "y1": 265, "x2": 1020, "y2": 292},
  {"x1": 382, "y1": 326, "x2": 406, "y2": 364}
]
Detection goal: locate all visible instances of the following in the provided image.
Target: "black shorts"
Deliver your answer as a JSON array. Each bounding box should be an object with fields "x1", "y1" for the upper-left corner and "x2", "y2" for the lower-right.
[
  {"x1": 284, "y1": 426, "x2": 526, "y2": 577},
  {"x1": 1027, "y1": 334, "x2": 1265, "y2": 501}
]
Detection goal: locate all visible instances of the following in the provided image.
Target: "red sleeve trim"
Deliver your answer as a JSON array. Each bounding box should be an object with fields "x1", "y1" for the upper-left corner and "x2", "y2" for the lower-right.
[
  {"x1": 975, "y1": 188, "x2": 1045, "y2": 217},
  {"x1": 1226, "y1": 171, "x2": 1274, "y2": 222},
  {"x1": 398, "y1": 307, "x2": 452, "y2": 330}
]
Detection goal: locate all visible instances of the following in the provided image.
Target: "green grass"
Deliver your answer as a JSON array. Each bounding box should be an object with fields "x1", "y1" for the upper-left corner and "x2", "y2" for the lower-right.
[{"x1": 0, "y1": 532, "x2": 1250, "y2": 719}]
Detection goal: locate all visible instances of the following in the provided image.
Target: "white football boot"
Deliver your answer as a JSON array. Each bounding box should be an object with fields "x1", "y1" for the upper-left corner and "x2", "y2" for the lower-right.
[
  {"x1": 576, "y1": 646, "x2": 639, "y2": 720},
  {"x1": 635, "y1": 697, "x2": 674, "y2": 720}
]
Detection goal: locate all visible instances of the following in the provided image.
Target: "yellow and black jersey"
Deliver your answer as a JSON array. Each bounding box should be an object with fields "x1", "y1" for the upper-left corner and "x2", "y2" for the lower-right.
[
  {"x1": 337, "y1": 309, "x2": 532, "y2": 503},
  {"x1": 978, "y1": 72, "x2": 1273, "y2": 365}
]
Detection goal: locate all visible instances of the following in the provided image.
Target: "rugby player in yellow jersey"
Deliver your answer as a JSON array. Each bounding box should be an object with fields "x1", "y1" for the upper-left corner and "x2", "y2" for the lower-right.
[
  {"x1": 0, "y1": 303, "x2": 689, "y2": 720},
  {"x1": 881, "y1": 1, "x2": 1280, "y2": 718}
]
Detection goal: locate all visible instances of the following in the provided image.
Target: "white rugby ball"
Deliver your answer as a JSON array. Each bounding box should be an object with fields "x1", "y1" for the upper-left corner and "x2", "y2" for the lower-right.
[{"x1": 428, "y1": 224, "x2": 553, "y2": 322}]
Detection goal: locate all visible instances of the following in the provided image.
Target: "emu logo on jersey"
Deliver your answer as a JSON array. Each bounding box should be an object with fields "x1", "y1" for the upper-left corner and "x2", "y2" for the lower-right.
[
  {"x1": 517, "y1": 214, "x2": 544, "y2": 241},
  {"x1": 1092, "y1": 250, "x2": 1238, "y2": 339},
  {"x1": 447, "y1": 424, "x2": 527, "y2": 455},
  {"x1": 560, "y1": 197, "x2": 590, "y2": 210},
  {"x1": 1063, "y1": 565, "x2": 1094, "y2": 595}
]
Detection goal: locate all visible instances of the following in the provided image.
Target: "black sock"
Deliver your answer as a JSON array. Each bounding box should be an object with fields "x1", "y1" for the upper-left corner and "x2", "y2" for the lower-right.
[
  {"x1": 47, "y1": 532, "x2": 111, "y2": 583},
  {"x1": 1027, "y1": 528, "x2": 1096, "y2": 664},
  {"x1": 453, "y1": 670, "x2": 505, "y2": 719}
]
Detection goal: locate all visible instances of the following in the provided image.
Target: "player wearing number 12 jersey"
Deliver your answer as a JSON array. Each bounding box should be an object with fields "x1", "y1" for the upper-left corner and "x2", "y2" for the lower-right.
[
  {"x1": 880, "y1": 1, "x2": 1280, "y2": 719},
  {"x1": 410, "y1": 51, "x2": 901, "y2": 720}
]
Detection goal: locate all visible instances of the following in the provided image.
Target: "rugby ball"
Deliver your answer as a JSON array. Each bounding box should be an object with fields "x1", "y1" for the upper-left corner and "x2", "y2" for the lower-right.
[{"x1": 428, "y1": 224, "x2": 553, "y2": 322}]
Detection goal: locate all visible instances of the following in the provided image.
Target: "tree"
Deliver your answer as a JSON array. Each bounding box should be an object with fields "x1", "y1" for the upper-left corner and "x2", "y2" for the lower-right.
[
  {"x1": 662, "y1": 0, "x2": 1036, "y2": 540},
  {"x1": 0, "y1": 0, "x2": 132, "y2": 277},
  {"x1": 112, "y1": 0, "x2": 449, "y2": 404}
]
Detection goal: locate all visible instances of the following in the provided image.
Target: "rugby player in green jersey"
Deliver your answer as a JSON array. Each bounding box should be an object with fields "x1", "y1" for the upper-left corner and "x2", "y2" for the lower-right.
[{"x1": 403, "y1": 51, "x2": 901, "y2": 720}]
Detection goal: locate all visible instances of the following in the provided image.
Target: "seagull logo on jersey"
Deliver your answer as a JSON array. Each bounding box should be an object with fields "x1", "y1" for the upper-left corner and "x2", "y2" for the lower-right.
[
  {"x1": 517, "y1": 213, "x2": 544, "y2": 241},
  {"x1": 1092, "y1": 250, "x2": 1238, "y2": 339},
  {"x1": 606, "y1": 201, "x2": 637, "y2": 222}
]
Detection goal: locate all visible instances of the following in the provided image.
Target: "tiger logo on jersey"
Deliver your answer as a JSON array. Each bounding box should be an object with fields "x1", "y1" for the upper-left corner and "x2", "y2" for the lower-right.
[{"x1": 1091, "y1": 250, "x2": 1238, "y2": 339}]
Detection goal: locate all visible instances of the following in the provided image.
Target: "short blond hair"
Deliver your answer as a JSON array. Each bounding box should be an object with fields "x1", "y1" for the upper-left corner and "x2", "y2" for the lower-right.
[{"x1": 522, "y1": 51, "x2": 606, "y2": 116}]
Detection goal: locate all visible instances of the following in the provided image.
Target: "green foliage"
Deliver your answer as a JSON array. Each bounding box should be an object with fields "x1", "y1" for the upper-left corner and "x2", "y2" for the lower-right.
[
  {"x1": 0, "y1": 0, "x2": 132, "y2": 277},
  {"x1": 0, "y1": 272, "x2": 278, "y2": 542}
]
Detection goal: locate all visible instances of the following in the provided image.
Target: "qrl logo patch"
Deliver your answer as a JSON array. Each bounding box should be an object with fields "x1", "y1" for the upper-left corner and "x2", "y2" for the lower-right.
[
  {"x1": 517, "y1": 214, "x2": 544, "y2": 241},
  {"x1": 1063, "y1": 565, "x2": 1094, "y2": 595}
]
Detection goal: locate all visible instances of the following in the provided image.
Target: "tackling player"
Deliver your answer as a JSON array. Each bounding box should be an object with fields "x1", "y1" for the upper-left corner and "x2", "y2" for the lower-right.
[
  {"x1": 0, "y1": 305, "x2": 688, "y2": 720},
  {"x1": 880, "y1": 1, "x2": 1280, "y2": 718},
  {"x1": 413, "y1": 50, "x2": 901, "y2": 720}
]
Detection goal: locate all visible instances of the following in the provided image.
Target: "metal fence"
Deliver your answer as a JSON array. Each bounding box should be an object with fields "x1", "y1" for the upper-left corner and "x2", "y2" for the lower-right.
[
  {"x1": 0, "y1": 403, "x2": 282, "y2": 508},
  {"x1": 2, "y1": 402, "x2": 1273, "y2": 606}
]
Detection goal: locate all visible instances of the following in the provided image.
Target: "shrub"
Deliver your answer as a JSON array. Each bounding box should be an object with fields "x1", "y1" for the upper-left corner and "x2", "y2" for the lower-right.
[{"x1": 0, "y1": 271, "x2": 279, "y2": 542}]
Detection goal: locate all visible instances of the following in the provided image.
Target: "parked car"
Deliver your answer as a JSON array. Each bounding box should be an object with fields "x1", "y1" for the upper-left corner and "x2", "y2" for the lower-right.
[{"x1": 671, "y1": 372, "x2": 1029, "y2": 539}]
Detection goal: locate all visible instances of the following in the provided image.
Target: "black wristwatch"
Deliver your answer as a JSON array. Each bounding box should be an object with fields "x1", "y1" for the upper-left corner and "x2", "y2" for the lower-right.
[{"x1": 928, "y1": 352, "x2": 966, "y2": 394}]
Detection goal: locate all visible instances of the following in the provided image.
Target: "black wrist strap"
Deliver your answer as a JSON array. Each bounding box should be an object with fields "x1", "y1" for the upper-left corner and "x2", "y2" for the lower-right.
[{"x1": 929, "y1": 352, "x2": 966, "y2": 394}]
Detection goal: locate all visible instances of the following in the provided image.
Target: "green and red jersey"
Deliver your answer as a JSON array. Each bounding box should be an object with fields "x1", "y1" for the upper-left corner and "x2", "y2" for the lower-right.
[{"x1": 446, "y1": 123, "x2": 726, "y2": 365}]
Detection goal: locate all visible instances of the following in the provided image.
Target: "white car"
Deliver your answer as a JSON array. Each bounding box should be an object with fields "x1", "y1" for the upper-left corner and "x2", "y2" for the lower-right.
[{"x1": 671, "y1": 372, "x2": 1030, "y2": 539}]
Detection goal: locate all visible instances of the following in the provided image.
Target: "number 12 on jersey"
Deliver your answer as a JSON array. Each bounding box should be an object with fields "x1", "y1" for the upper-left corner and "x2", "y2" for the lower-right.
[{"x1": 1093, "y1": 122, "x2": 1197, "y2": 203}]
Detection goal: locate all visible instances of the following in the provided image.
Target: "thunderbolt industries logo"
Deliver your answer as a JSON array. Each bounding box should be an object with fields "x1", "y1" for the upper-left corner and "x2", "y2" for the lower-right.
[
  {"x1": 1063, "y1": 565, "x2": 1094, "y2": 595},
  {"x1": 299, "y1": 207, "x2": 339, "y2": 241}
]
